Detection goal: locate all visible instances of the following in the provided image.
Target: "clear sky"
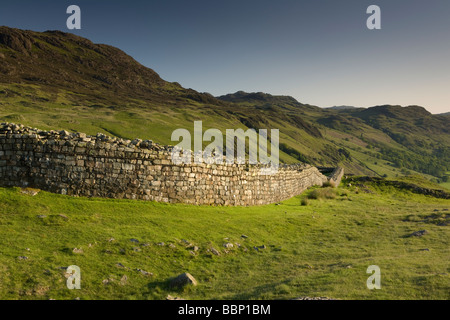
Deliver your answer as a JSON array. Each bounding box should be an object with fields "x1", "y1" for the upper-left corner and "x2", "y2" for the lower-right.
[{"x1": 1, "y1": 0, "x2": 449, "y2": 113}]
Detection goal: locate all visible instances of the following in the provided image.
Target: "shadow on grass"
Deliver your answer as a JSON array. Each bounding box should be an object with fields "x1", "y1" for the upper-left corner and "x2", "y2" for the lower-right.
[
  {"x1": 222, "y1": 279, "x2": 293, "y2": 300},
  {"x1": 146, "y1": 276, "x2": 194, "y2": 299}
]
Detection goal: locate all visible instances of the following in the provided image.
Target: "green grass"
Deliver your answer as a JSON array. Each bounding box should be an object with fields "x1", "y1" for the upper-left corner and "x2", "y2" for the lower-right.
[
  {"x1": 307, "y1": 187, "x2": 338, "y2": 200},
  {"x1": 0, "y1": 182, "x2": 448, "y2": 300},
  {"x1": 391, "y1": 175, "x2": 448, "y2": 191}
]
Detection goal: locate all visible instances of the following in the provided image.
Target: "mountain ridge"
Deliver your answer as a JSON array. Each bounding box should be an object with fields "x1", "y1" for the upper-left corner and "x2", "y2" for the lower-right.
[{"x1": 0, "y1": 26, "x2": 225, "y2": 106}]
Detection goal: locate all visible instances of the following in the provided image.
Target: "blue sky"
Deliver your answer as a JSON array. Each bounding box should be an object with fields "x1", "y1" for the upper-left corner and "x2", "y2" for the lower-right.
[{"x1": 1, "y1": 0, "x2": 449, "y2": 113}]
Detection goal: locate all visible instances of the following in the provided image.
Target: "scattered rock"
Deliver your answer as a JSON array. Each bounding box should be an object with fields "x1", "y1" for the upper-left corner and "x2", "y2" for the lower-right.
[
  {"x1": 58, "y1": 214, "x2": 69, "y2": 219},
  {"x1": 192, "y1": 246, "x2": 199, "y2": 252},
  {"x1": 182, "y1": 239, "x2": 191, "y2": 246},
  {"x1": 419, "y1": 248, "x2": 430, "y2": 251},
  {"x1": 119, "y1": 275, "x2": 128, "y2": 285},
  {"x1": 137, "y1": 269, "x2": 153, "y2": 276},
  {"x1": 130, "y1": 238, "x2": 139, "y2": 243},
  {"x1": 156, "y1": 242, "x2": 165, "y2": 246},
  {"x1": 167, "y1": 295, "x2": 185, "y2": 300},
  {"x1": 17, "y1": 256, "x2": 28, "y2": 260},
  {"x1": 133, "y1": 247, "x2": 141, "y2": 252},
  {"x1": 211, "y1": 248, "x2": 220, "y2": 256},
  {"x1": 37, "y1": 215, "x2": 47, "y2": 219},
  {"x1": 168, "y1": 243, "x2": 176, "y2": 249},
  {"x1": 107, "y1": 237, "x2": 115, "y2": 242},
  {"x1": 189, "y1": 251, "x2": 196, "y2": 256},
  {"x1": 223, "y1": 243, "x2": 234, "y2": 249},
  {"x1": 170, "y1": 272, "x2": 198, "y2": 288},
  {"x1": 241, "y1": 235, "x2": 248, "y2": 239},
  {"x1": 408, "y1": 230, "x2": 428, "y2": 237},
  {"x1": 21, "y1": 188, "x2": 39, "y2": 196},
  {"x1": 72, "y1": 248, "x2": 83, "y2": 254},
  {"x1": 115, "y1": 263, "x2": 126, "y2": 268}
]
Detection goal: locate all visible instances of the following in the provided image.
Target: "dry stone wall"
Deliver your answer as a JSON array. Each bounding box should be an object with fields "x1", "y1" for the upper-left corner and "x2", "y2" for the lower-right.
[
  {"x1": 0, "y1": 123, "x2": 330, "y2": 206},
  {"x1": 328, "y1": 167, "x2": 344, "y2": 187}
]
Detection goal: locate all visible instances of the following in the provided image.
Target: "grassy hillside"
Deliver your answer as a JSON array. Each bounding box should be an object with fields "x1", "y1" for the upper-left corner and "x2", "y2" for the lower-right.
[
  {"x1": 218, "y1": 93, "x2": 450, "y2": 184},
  {"x1": 0, "y1": 27, "x2": 449, "y2": 182},
  {"x1": 0, "y1": 181, "x2": 448, "y2": 300}
]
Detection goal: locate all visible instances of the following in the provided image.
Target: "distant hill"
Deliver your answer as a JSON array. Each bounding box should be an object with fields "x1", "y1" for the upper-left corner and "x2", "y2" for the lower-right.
[
  {"x1": 326, "y1": 106, "x2": 359, "y2": 110},
  {"x1": 217, "y1": 91, "x2": 320, "y2": 113},
  {"x1": 219, "y1": 91, "x2": 301, "y2": 106},
  {"x1": 0, "y1": 26, "x2": 222, "y2": 106},
  {"x1": 0, "y1": 26, "x2": 448, "y2": 181}
]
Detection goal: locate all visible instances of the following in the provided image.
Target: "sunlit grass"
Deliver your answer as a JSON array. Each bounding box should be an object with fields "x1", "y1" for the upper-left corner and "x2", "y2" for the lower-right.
[{"x1": 0, "y1": 181, "x2": 448, "y2": 300}]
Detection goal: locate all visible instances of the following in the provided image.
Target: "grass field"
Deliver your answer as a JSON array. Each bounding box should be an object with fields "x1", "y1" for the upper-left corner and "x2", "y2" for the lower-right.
[{"x1": 0, "y1": 180, "x2": 448, "y2": 300}]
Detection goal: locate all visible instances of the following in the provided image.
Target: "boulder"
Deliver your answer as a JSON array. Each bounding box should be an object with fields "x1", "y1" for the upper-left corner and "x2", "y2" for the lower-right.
[{"x1": 170, "y1": 272, "x2": 198, "y2": 288}]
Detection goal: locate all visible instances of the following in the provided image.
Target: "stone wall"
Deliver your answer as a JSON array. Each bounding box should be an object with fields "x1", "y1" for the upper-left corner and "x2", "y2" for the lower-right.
[
  {"x1": 328, "y1": 167, "x2": 344, "y2": 187},
  {"x1": 0, "y1": 123, "x2": 331, "y2": 206}
]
